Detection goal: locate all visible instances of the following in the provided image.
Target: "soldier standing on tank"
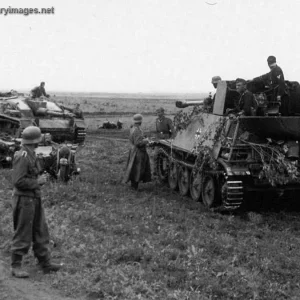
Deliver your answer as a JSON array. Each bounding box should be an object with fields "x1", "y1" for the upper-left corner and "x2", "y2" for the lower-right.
[
  {"x1": 235, "y1": 78, "x2": 258, "y2": 116},
  {"x1": 11, "y1": 126, "x2": 61, "y2": 278},
  {"x1": 31, "y1": 82, "x2": 50, "y2": 99},
  {"x1": 73, "y1": 104, "x2": 84, "y2": 119},
  {"x1": 253, "y1": 56, "x2": 289, "y2": 115},
  {"x1": 155, "y1": 107, "x2": 174, "y2": 139}
]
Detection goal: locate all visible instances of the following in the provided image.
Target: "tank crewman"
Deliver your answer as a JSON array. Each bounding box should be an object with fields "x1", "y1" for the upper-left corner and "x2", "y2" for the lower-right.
[
  {"x1": 155, "y1": 107, "x2": 174, "y2": 139},
  {"x1": 73, "y1": 103, "x2": 84, "y2": 119},
  {"x1": 11, "y1": 126, "x2": 61, "y2": 278},
  {"x1": 203, "y1": 76, "x2": 222, "y2": 112},
  {"x1": 235, "y1": 78, "x2": 258, "y2": 116},
  {"x1": 253, "y1": 56, "x2": 289, "y2": 115},
  {"x1": 31, "y1": 82, "x2": 50, "y2": 99}
]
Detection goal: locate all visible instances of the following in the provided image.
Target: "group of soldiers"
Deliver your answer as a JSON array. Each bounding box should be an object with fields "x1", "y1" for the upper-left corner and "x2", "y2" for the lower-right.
[
  {"x1": 123, "y1": 55, "x2": 288, "y2": 191},
  {"x1": 9, "y1": 56, "x2": 287, "y2": 278},
  {"x1": 208, "y1": 55, "x2": 288, "y2": 116}
]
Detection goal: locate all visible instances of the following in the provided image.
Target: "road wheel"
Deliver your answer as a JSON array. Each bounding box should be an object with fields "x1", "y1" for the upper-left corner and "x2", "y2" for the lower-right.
[
  {"x1": 156, "y1": 153, "x2": 169, "y2": 183},
  {"x1": 178, "y1": 166, "x2": 190, "y2": 196},
  {"x1": 190, "y1": 171, "x2": 202, "y2": 202},
  {"x1": 201, "y1": 174, "x2": 220, "y2": 208},
  {"x1": 168, "y1": 161, "x2": 178, "y2": 190}
]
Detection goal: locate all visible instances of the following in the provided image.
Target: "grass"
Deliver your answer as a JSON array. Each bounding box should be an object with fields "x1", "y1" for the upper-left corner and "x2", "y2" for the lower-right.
[{"x1": 1, "y1": 135, "x2": 300, "y2": 299}]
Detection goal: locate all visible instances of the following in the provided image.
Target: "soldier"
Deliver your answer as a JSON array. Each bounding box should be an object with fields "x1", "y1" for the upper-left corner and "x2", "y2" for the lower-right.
[
  {"x1": 235, "y1": 78, "x2": 257, "y2": 116},
  {"x1": 123, "y1": 114, "x2": 152, "y2": 190},
  {"x1": 31, "y1": 82, "x2": 50, "y2": 99},
  {"x1": 11, "y1": 126, "x2": 61, "y2": 278},
  {"x1": 253, "y1": 56, "x2": 289, "y2": 115},
  {"x1": 203, "y1": 76, "x2": 222, "y2": 112},
  {"x1": 73, "y1": 104, "x2": 84, "y2": 119},
  {"x1": 155, "y1": 107, "x2": 174, "y2": 139},
  {"x1": 211, "y1": 76, "x2": 222, "y2": 89}
]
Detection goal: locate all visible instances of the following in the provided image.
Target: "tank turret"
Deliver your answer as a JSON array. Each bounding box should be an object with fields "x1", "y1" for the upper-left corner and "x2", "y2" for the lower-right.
[{"x1": 152, "y1": 80, "x2": 300, "y2": 211}]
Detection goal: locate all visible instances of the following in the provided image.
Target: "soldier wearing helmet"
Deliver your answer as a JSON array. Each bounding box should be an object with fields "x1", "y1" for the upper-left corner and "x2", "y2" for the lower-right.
[
  {"x1": 123, "y1": 114, "x2": 151, "y2": 190},
  {"x1": 11, "y1": 126, "x2": 61, "y2": 278},
  {"x1": 155, "y1": 107, "x2": 174, "y2": 139}
]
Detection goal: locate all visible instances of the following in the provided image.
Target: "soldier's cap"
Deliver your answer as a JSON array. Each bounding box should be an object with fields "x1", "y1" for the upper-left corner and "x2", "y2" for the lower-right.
[
  {"x1": 267, "y1": 56, "x2": 276, "y2": 64},
  {"x1": 236, "y1": 78, "x2": 247, "y2": 85},
  {"x1": 133, "y1": 113, "x2": 143, "y2": 123},
  {"x1": 156, "y1": 107, "x2": 165, "y2": 113},
  {"x1": 40, "y1": 81, "x2": 45, "y2": 85},
  {"x1": 211, "y1": 76, "x2": 222, "y2": 84},
  {"x1": 21, "y1": 126, "x2": 42, "y2": 145}
]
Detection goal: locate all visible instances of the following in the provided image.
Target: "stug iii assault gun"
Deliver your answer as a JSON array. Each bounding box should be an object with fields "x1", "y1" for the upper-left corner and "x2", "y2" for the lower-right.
[
  {"x1": 0, "y1": 91, "x2": 86, "y2": 144},
  {"x1": 153, "y1": 80, "x2": 300, "y2": 211}
]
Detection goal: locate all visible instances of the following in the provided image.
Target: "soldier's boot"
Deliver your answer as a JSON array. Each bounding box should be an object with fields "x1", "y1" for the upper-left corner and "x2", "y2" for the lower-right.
[
  {"x1": 38, "y1": 258, "x2": 61, "y2": 274},
  {"x1": 11, "y1": 254, "x2": 29, "y2": 278},
  {"x1": 131, "y1": 180, "x2": 139, "y2": 190}
]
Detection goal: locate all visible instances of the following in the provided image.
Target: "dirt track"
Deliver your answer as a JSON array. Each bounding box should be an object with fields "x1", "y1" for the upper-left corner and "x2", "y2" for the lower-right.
[{"x1": 0, "y1": 256, "x2": 82, "y2": 300}]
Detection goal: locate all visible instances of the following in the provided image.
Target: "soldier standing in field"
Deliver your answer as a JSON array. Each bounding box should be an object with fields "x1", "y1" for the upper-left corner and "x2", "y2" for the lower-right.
[
  {"x1": 155, "y1": 107, "x2": 174, "y2": 139},
  {"x1": 31, "y1": 82, "x2": 50, "y2": 99},
  {"x1": 253, "y1": 56, "x2": 289, "y2": 115},
  {"x1": 11, "y1": 126, "x2": 61, "y2": 278},
  {"x1": 123, "y1": 114, "x2": 152, "y2": 190}
]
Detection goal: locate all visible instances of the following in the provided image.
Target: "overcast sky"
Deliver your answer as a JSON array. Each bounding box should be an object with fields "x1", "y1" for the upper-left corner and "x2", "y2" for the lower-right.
[{"x1": 0, "y1": 0, "x2": 300, "y2": 93}]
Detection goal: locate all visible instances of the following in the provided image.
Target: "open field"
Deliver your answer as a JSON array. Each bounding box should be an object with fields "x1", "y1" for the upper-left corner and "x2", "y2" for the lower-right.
[
  {"x1": 52, "y1": 92, "x2": 206, "y2": 116},
  {"x1": 1, "y1": 134, "x2": 300, "y2": 300}
]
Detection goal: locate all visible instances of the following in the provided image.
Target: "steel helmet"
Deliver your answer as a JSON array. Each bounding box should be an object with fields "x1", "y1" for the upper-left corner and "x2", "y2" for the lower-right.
[{"x1": 22, "y1": 126, "x2": 42, "y2": 144}]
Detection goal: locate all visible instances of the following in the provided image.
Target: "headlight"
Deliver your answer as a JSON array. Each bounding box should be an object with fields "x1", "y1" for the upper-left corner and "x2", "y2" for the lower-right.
[
  {"x1": 59, "y1": 158, "x2": 68, "y2": 165},
  {"x1": 6, "y1": 157, "x2": 12, "y2": 161}
]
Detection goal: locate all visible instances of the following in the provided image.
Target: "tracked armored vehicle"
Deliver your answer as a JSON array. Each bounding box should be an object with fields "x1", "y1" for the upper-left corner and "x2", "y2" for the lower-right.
[
  {"x1": 0, "y1": 113, "x2": 21, "y2": 167},
  {"x1": 0, "y1": 92, "x2": 86, "y2": 144},
  {"x1": 153, "y1": 80, "x2": 300, "y2": 210}
]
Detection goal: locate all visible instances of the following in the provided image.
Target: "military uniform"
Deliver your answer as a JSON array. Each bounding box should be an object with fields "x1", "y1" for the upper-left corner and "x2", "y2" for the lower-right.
[
  {"x1": 31, "y1": 86, "x2": 49, "y2": 98},
  {"x1": 254, "y1": 56, "x2": 289, "y2": 115},
  {"x1": 238, "y1": 90, "x2": 258, "y2": 116},
  {"x1": 255, "y1": 65, "x2": 286, "y2": 97},
  {"x1": 156, "y1": 116, "x2": 174, "y2": 139},
  {"x1": 11, "y1": 145, "x2": 52, "y2": 272},
  {"x1": 123, "y1": 115, "x2": 151, "y2": 190}
]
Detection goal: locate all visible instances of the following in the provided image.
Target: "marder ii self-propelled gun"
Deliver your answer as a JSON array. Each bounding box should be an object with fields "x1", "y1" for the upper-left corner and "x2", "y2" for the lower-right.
[{"x1": 153, "y1": 80, "x2": 300, "y2": 210}]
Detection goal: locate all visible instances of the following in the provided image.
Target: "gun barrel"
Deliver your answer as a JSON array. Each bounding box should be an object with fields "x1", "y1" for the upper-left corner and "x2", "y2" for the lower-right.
[{"x1": 176, "y1": 99, "x2": 204, "y2": 108}]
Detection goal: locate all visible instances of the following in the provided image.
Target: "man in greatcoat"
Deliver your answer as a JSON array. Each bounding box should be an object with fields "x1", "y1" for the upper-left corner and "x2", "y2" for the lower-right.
[{"x1": 123, "y1": 114, "x2": 151, "y2": 190}]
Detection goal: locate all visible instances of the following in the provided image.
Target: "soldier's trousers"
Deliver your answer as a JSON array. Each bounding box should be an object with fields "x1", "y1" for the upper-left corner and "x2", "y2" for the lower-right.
[{"x1": 11, "y1": 195, "x2": 50, "y2": 266}]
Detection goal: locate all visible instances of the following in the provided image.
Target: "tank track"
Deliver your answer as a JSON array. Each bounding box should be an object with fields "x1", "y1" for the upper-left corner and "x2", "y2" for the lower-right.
[{"x1": 75, "y1": 128, "x2": 86, "y2": 144}]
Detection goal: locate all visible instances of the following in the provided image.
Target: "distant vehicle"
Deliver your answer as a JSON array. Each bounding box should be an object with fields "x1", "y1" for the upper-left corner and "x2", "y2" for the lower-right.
[{"x1": 99, "y1": 120, "x2": 123, "y2": 129}]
